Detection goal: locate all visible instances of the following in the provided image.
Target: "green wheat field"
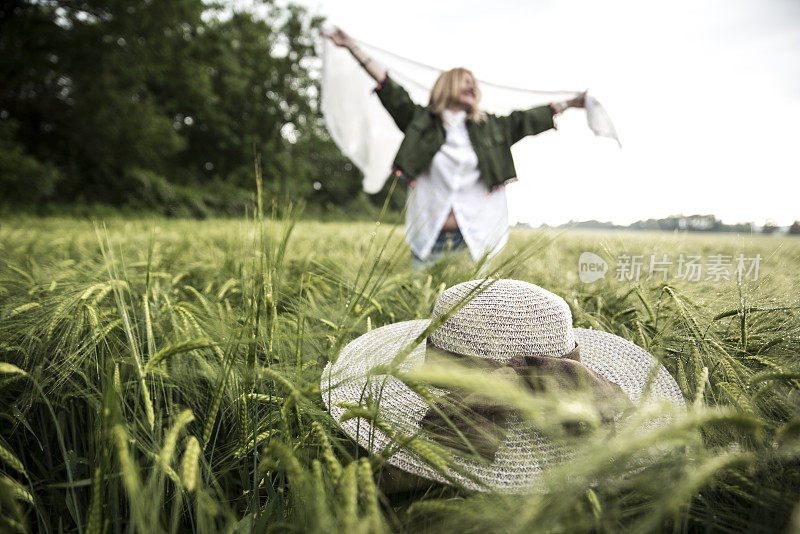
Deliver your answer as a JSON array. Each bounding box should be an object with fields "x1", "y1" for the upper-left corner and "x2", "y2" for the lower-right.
[{"x1": 1, "y1": 213, "x2": 799, "y2": 533}]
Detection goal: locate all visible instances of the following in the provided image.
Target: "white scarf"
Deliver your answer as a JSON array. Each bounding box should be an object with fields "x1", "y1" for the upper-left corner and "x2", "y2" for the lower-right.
[{"x1": 320, "y1": 38, "x2": 620, "y2": 194}]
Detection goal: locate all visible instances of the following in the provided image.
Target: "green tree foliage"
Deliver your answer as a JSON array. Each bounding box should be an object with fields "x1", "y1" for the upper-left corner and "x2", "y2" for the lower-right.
[
  {"x1": 0, "y1": 0, "x2": 366, "y2": 215},
  {"x1": 0, "y1": 118, "x2": 63, "y2": 202}
]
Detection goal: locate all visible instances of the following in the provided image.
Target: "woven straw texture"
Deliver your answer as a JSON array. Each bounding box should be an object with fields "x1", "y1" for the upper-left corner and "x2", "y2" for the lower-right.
[
  {"x1": 430, "y1": 279, "x2": 575, "y2": 360},
  {"x1": 321, "y1": 280, "x2": 685, "y2": 493}
]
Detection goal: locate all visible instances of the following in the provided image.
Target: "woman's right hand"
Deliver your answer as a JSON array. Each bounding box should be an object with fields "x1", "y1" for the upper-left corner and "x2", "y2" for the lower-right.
[
  {"x1": 322, "y1": 27, "x2": 352, "y2": 49},
  {"x1": 323, "y1": 27, "x2": 387, "y2": 83}
]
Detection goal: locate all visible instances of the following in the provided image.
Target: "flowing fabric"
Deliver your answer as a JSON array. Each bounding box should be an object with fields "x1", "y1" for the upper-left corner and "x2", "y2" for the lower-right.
[{"x1": 320, "y1": 37, "x2": 621, "y2": 194}]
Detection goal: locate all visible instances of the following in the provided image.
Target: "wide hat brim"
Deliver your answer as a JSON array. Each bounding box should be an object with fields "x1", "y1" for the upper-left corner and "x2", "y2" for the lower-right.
[{"x1": 321, "y1": 319, "x2": 685, "y2": 493}]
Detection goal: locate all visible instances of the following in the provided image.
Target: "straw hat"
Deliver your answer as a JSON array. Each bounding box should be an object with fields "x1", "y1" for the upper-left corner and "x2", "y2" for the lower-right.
[{"x1": 321, "y1": 279, "x2": 685, "y2": 492}]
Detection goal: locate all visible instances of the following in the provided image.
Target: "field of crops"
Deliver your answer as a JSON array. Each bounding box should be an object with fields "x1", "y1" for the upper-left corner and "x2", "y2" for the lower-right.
[{"x1": 1, "y1": 214, "x2": 799, "y2": 533}]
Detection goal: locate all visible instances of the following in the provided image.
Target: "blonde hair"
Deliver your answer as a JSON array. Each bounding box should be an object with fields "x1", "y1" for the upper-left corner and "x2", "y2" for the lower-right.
[{"x1": 428, "y1": 67, "x2": 487, "y2": 123}]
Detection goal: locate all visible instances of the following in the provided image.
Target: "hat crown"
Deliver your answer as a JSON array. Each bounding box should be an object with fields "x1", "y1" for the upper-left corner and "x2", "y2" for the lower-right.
[{"x1": 429, "y1": 279, "x2": 575, "y2": 361}]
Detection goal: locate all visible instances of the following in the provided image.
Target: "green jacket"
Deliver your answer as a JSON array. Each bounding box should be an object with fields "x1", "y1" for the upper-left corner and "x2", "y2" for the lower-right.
[{"x1": 374, "y1": 75, "x2": 556, "y2": 190}]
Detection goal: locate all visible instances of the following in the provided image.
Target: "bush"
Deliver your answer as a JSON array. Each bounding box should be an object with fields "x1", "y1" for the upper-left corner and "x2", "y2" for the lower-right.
[
  {"x1": 0, "y1": 119, "x2": 63, "y2": 203},
  {"x1": 126, "y1": 167, "x2": 255, "y2": 218}
]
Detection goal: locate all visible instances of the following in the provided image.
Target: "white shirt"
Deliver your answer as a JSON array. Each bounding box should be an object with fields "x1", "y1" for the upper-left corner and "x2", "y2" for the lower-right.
[{"x1": 405, "y1": 109, "x2": 509, "y2": 261}]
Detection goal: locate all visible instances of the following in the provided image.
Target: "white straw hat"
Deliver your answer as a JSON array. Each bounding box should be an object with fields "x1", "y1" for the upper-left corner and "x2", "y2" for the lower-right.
[{"x1": 321, "y1": 279, "x2": 685, "y2": 493}]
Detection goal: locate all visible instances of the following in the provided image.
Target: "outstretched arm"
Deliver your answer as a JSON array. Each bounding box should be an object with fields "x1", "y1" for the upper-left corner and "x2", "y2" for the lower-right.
[
  {"x1": 548, "y1": 92, "x2": 587, "y2": 115},
  {"x1": 322, "y1": 27, "x2": 387, "y2": 83},
  {"x1": 498, "y1": 91, "x2": 588, "y2": 144},
  {"x1": 322, "y1": 27, "x2": 419, "y2": 133}
]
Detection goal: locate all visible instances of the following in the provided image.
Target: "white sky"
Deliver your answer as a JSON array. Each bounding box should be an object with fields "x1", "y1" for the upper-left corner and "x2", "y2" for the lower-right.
[{"x1": 292, "y1": 0, "x2": 800, "y2": 227}]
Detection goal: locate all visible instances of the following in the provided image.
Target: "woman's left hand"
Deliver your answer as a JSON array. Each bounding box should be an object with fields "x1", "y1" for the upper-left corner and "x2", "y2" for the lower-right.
[{"x1": 567, "y1": 90, "x2": 587, "y2": 109}]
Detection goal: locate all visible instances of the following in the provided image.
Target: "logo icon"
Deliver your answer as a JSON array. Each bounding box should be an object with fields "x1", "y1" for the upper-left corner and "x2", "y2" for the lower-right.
[{"x1": 578, "y1": 252, "x2": 608, "y2": 283}]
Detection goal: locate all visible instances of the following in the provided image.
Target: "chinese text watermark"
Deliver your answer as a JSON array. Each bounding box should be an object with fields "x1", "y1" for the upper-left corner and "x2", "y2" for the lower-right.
[{"x1": 578, "y1": 252, "x2": 762, "y2": 283}]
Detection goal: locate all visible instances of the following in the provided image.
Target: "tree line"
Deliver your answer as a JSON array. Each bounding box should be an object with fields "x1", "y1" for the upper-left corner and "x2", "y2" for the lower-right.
[{"x1": 0, "y1": 0, "x2": 393, "y2": 218}]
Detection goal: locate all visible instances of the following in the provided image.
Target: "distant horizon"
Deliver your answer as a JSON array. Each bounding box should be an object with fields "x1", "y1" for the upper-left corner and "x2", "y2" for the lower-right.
[
  {"x1": 514, "y1": 213, "x2": 796, "y2": 230},
  {"x1": 511, "y1": 213, "x2": 800, "y2": 228}
]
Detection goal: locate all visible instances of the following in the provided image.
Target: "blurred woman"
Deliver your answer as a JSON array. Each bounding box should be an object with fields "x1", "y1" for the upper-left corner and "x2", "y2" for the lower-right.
[{"x1": 324, "y1": 28, "x2": 585, "y2": 268}]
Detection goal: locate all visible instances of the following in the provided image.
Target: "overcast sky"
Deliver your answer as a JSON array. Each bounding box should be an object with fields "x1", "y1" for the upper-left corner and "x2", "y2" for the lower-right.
[{"x1": 291, "y1": 0, "x2": 799, "y2": 226}]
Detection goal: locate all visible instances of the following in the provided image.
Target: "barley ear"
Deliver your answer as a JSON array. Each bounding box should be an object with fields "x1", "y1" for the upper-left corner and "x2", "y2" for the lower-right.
[{"x1": 181, "y1": 436, "x2": 201, "y2": 493}]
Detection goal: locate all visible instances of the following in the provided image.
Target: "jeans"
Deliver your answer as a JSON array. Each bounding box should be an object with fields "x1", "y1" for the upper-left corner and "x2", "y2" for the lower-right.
[{"x1": 412, "y1": 229, "x2": 469, "y2": 270}]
